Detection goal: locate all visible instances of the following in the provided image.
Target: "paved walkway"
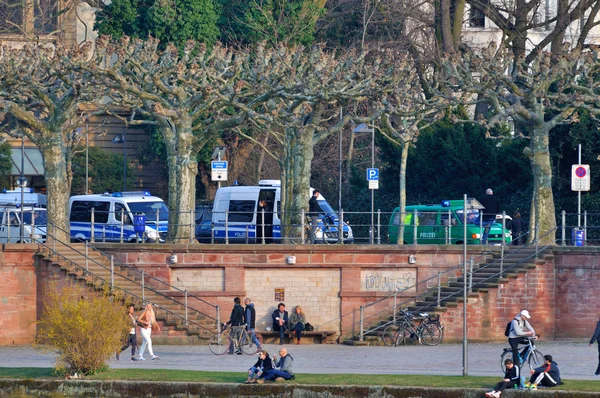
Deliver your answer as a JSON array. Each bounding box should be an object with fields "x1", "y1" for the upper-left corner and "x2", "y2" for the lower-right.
[{"x1": 1, "y1": 341, "x2": 598, "y2": 380}]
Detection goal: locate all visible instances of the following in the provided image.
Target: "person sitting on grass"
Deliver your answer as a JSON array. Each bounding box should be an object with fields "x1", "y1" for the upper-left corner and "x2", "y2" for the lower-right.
[
  {"x1": 524, "y1": 354, "x2": 563, "y2": 390},
  {"x1": 245, "y1": 350, "x2": 273, "y2": 384},
  {"x1": 486, "y1": 358, "x2": 521, "y2": 398},
  {"x1": 258, "y1": 347, "x2": 294, "y2": 383}
]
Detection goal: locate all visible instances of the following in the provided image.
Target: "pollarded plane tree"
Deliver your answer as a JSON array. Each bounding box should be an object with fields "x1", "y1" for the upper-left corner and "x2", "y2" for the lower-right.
[
  {"x1": 92, "y1": 36, "x2": 274, "y2": 242},
  {"x1": 378, "y1": 57, "x2": 451, "y2": 244},
  {"x1": 443, "y1": 45, "x2": 593, "y2": 243},
  {"x1": 0, "y1": 42, "x2": 101, "y2": 242},
  {"x1": 235, "y1": 44, "x2": 401, "y2": 238}
]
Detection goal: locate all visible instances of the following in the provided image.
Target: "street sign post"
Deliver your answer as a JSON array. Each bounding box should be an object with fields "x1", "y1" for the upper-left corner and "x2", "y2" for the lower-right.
[
  {"x1": 367, "y1": 168, "x2": 379, "y2": 190},
  {"x1": 211, "y1": 161, "x2": 228, "y2": 182},
  {"x1": 571, "y1": 164, "x2": 590, "y2": 191}
]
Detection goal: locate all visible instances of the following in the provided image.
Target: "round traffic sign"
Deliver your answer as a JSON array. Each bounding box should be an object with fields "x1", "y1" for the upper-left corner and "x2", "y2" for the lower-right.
[{"x1": 575, "y1": 166, "x2": 587, "y2": 178}]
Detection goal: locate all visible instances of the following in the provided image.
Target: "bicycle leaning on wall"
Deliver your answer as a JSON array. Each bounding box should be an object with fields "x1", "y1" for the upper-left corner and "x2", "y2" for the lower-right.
[{"x1": 381, "y1": 310, "x2": 444, "y2": 346}]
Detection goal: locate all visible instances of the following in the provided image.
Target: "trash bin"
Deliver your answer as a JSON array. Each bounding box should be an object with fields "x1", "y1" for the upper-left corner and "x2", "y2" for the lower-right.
[
  {"x1": 572, "y1": 228, "x2": 585, "y2": 246},
  {"x1": 133, "y1": 212, "x2": 146, "y2": 235}
]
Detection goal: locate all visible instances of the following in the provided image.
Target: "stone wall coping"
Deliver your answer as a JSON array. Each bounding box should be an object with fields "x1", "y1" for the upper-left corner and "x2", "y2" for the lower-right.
[{"x1": 165, "y1": 290, "x2": 245, "y2": 297}]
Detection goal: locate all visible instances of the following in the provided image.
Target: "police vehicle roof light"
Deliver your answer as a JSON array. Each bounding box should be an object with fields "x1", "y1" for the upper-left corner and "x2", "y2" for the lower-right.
[{"x1": 441, "y1": 200, "x2": 451, "y2": 207}]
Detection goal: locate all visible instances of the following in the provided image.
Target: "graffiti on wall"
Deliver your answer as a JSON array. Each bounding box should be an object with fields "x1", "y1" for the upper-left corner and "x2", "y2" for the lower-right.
[{"x1": 361, "y1": 269, "x2": 417, "y2": 292}]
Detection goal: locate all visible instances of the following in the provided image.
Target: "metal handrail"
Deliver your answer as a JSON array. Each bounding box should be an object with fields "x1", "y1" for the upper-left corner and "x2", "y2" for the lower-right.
[
  {"x1": 355, "y1": 227, "x2": 554, "y2": 340},
  {"x1": 41, "y1": 221, "x2": 219, "y2": 332}
]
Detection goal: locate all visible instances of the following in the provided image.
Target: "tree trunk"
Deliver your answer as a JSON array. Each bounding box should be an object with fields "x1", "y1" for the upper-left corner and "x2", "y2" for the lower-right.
[
  {"x1": 163, "y1": 117, "x2": 197, "y2": 243},
  {"x1": 528, "y1": 124, "x2": 556, "y2": 244},
  {"x1": 256, "y1": 132, "x2": 270, "y2": 182},
  {"x1": 396, "y1": 140, "x2": 410, "y2": 244},
  {"x1": 281, "y1": 126, "x2": 315, "y2": 238},
  {"x1": 451, "y1": 0, "x2": 465, "y2": 49},
  {"x1": 440, "y1": 0, "x2": 455, "y2": 53},
  {"x1": 40, "y1": 138, "x2": 72, "y2": 243}
]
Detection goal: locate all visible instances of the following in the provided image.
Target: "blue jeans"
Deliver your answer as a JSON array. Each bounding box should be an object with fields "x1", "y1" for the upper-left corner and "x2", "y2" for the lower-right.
[
  {"x1": 248, "y1": 366, "x2": 263, "y2": 378},
  {"x1": 291, "y1": 323, "x2": 305, "y2": 340},
  {"x1": 263, "y1": 369, "x2": 292, "y2": 381},
  {"x1": 244, "y1": 328, "x2": 262, "y2": 348},
  {"x1": 482, "y1": 220, "x2": 493, "y2": 244},
  {"x1": 275, "y1": 325, "x2": 288, "y2": 343}
]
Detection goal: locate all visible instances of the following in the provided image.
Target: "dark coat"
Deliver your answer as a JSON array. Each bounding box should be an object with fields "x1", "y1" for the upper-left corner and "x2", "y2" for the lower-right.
[
  {"x1": 309, "y1": 196, "x2": 322, "y2": 216},
  {"x1": 244, "y1": 304, "x2": 256, "y2": 329},
  {"x1": 229, "y1": 303, "x2": 244, "y2": 326},
  {"x1": 478, "y1": 195, "x2": 500, "y2": 221},
  {"x1": 590, "y1": 320, "x2": 600, "y2": 344},
  {"x1": 505, "y1": 364, "x2": 520, "y2": 381},
  {"x1": 533, "y1": 361, "x2": 561, "y2": 384},
  {"x1": 272, "y1": 309, "x2": 289, "y2": 331},
  {"x1": 511, "y1": 217, "x2": 522, "y2": 233},
  {"x1": 251, "y1": 354, "x2": 273, "y2": 372}
]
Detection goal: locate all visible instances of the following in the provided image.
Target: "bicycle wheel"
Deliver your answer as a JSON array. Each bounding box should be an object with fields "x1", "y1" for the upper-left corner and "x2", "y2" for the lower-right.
[
  {"x1": 396, "y1": 325, "x2": 412, "y2": 345},
  {"x1": 528, "y1": 350, "x2": 544, "y2": 370},
  {"x1": 322, "y1": 226, "x2": 340, "y2": 245},
  {"x1": 420, "y1": 323, "x2": 444, "y2": 346},
  {"x1": 209, "y1": 331, "x2": 231, "y2": 355},
  {"x1": 501, "y1": 349, "x2": 513, "y2": 373},
  {"x1": 288, "y1": 226, "x2": 310, "y2": 244},
  {"x1": 381, "y1": 325, "x2": 401, "y2": 347},
  {"x1": 240, "y1": 330, "x2": 262, "y2": 355}
]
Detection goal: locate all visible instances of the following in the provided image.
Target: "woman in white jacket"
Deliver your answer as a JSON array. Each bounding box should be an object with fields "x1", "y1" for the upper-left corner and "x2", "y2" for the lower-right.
[{"x1": 138, "y1": 303, "x2": 161, "y2": 360}]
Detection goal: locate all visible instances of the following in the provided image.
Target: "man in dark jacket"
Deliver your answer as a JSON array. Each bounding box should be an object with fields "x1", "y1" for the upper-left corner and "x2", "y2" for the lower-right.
[
  {"x1": 227, "y1": 297, "x2": 244, "y2": 354},
  {"x1": 244, "y1": 297, "x2": 262, "y2": 350},
  {"x1": 308, "y1": 190, "x2": 323, "y2": 243},
  {"x1": 525, "y1": 355, "x2": 562, "y2": 389},
  {"x1": 272, "y1": 303, "x2": 289, "y2": 345},
  {"x1": 590, "y1": 315, "x2": 600, "y2": 375},
  {"x1": 478, "y1": 188, "x2": 500, "y2": 244}
]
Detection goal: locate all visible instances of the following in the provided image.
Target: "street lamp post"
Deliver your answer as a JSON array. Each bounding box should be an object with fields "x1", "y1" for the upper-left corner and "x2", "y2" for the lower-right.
[
  {"x1": 19, "y1": 135, "x2": 25, "y2": 243},
  {"x1": 112, "y1": 128, "x2": 127, "y2": 191},
  {"x1": 353, "y1": 123, "x2": 376, "y2": 244},
  {"x1": 85, "y1": 119, "x2": 89, "y2": 194}
]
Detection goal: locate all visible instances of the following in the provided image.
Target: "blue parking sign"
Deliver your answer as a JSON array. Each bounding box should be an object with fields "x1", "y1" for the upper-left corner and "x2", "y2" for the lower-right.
[{"x1": 367, "y1": 168, "x2": 379, "y2": 181}]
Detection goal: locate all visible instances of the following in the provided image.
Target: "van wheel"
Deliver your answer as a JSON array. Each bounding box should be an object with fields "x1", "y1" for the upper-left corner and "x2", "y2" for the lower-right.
[{"x1": 455, "y1": 241, "x2": 463, "y2": 244}]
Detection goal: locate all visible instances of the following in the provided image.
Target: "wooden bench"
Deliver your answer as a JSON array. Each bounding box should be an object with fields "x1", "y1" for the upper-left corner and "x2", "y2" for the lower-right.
[{"x1": 256, "y1": 330, "x2": 337, "y2": 344}]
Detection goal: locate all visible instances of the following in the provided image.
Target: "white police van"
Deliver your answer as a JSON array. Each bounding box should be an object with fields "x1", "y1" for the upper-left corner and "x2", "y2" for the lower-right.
[
  {"x1": 69, "y1": 191, "x2": 168, "y2": 243},
  {"x1": 211, "y1": 180, "x2": 353, "y2": 243},
  {"x1": 0, "y1": 205, "x2": 47, "y2": 243},
  {"x1": 0, "y1": 187, "x2": 47, "y2": 207}
]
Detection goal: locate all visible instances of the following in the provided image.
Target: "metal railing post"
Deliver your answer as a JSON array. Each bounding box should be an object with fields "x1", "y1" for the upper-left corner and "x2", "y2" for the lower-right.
[
  {"x1": 225, "y1": 210, "x2": 229, "y2": 245},
  {"x1": 301, "y1": 209, "x2": 306, "y2": 243},
  {"x1": 392, "y1": 293, "x2": 397, "y2": 324},
  {"x1": 184, "y1": 289, "x2": 188, "y2": 326},
  {"x1": 437, "y1": 272, "x2": 442, "y2": 307},
  {"x1": 469, "y1": 257, "x2": 474, "y2": 293},
  {"x1": 141, "y1": 270, "x2": 145, "y2": 302},
  {"x1": 30, "y1": 210, "x2": 34, "y2": 241},
  {"x1": 7, "y1": 215, "x2": 10, "y2": 242},
  {"x1": 91, "y1": 208, "x2": 95, "y2": 243},
  {"x1": 584, "y1": 210, "x2": 588, "y2": 246},
  {"x1": 85, "y1": 241, "x2": 89, "y2": 272},
  {"x1": 102, "y1": 225, "x2": 106, "y2": 242},
  {"x1": 479, "y1": 211, "x2": 483, "y2": 245},
  {"x1": 561, "y1": 210, "x2": 566, "y2": 246},
  {"x1": 535, "y1": 214, "x2": 539, "y2": 259},
  {"x1": 110, "y1": 255, "x2": 114, "y2": 290},
  {"x1": 216, "y1": 305, "x2": 221, "y2": 334},
  {"x1": 339, "y1": 209, "x2": 344, "y2": 245},
  {"x1": 377, "y1": 209, "x2": 381, "y2": 244},
  {"x1": 155, "y1": 209, "x2": 160, "y2": 242},
  {"x1": 261, "y1": 208, "x2": 265, "y2": 244},
  {"x1": 120, "y1": 208, "x2": 125, "y2": 243},
  {"x1": 52, "y1": 224, "x2": 56, "y2": 253},
  {"x1": 245, "y1": 226, "x2": 249, "y2": 244},
  {"x1": 359, "y1": 305, "x2": 364, "y2": 341},
  {"x1": 413, "y1": 209, "x2": 418, "y2": 245},
  {"x1": 190, "y1": 210, "x2": 194, "y2": 243},
  {"x1": 500, "y1": 211, "x2": 506, "y2": 273},
  {"x1": 211, "y1": 222, "x2": 214, "y2": 244}
]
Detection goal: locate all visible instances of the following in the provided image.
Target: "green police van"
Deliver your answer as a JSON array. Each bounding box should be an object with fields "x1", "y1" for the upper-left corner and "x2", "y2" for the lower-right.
[{"x1": 387, "y1": 199, "x2": 512, "y2": 245}]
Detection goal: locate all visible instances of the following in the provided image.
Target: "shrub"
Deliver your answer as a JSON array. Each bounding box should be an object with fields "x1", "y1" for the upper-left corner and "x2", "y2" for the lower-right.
[{"x1": 36, "y1": 282, "x2": 131, "y2": 375}]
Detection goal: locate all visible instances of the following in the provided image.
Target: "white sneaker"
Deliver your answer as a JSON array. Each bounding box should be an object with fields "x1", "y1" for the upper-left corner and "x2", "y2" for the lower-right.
[
  {"x1": 485, "y1": 392, "x2": 494, "y2": 398},
  {"x1": 138, "y1": 356, "x2": 146, "y2": 361},
  {"x1": 493, "y1": 392, "x2": 501, "y2": 398},
  {"x1": 151, "y1": 355, "x2": 159, "y2": 360}
]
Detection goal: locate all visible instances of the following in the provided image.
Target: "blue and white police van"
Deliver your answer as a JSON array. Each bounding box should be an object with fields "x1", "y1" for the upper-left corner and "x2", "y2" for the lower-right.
[
  {"x1": 69, "y1": 191, "x2": 169, "y2": 242},
  {"x1": 211, "y1": 180, "x2": 353, "y2": 243}
]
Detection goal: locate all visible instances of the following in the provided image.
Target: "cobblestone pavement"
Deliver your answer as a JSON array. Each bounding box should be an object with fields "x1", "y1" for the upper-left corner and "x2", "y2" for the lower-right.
[{"x1": 1, "y1": 340, "x2": 599, "y2": 380}]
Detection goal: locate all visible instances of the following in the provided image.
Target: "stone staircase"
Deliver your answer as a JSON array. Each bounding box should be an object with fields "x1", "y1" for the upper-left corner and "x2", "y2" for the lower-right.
[
  {"x1": 36, "y1": 243, "x2": 217, "y2": 344},
  {"x1": 344, "y1": 246, "x2": 548, "y2": 345}
]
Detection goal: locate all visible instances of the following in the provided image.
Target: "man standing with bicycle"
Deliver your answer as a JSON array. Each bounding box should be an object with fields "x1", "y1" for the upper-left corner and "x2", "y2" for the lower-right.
[
  {"x1": 308, "y1": 190, "x2": 323, "y2": 243},
  {"x1": 508, "y1": 310, "x2": 535, "y2": 367},
  {"x1": 227, "y1": 297, "x2": 245, "y2": 355},
  {"x1": 590, "y1": 315, "x2": 600, "y2": 375}
]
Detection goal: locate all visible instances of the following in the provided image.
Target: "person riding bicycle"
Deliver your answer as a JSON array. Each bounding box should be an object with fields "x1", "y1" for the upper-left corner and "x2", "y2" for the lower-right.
[
  {"x1": 227, "y1": 297, "x2": 245, "y2": 355},
  {"x1": 508, "y1": 310, "x2": 535, "y2": 367},
  {"x1": 308, "y1": 189, "x2": 324, "y2": 243}
]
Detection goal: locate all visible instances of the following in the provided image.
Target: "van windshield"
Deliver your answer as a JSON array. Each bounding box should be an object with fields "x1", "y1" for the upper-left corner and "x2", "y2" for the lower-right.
[
  {"x1": 318, "y1": 200, "x2": 335, "y2": 214},
  {"x1": 23, "y1": 210, "x2": 48, "y2": 226},
  {"x1": 128, "y1": 202, "x2": 169, "y2": 221},
  {"x1": 455, "y1": 209, "x2": 480, "y2": 225}
]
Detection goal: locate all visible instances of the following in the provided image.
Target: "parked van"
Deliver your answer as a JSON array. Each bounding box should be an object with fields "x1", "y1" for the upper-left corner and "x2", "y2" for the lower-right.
[
  {"x1": 387, "y1": 199, "x2": 512, "y2": 245},
  {"x1": 0, "y1": 205, "x2": 47, "y2": 243},
  {"x1": 0, "y1": 187, "x2": 47, "y2": 207},
  {"x1": 69, "y1": 191, "x2": 169, "y2": 243},
  {"x1": 211, "y1": 180, "x2": 353, "y2": 243}
]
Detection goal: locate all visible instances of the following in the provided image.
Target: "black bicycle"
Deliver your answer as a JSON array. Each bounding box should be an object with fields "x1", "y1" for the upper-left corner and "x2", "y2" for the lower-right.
[{"x1": 381, "y1": 311, "x2": 444, "y2": 346}]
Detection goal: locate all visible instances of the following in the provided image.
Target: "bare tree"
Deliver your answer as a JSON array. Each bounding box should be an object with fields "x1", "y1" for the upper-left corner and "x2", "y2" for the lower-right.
[{"x1": 0, "y1": 42, "x2": 100, "y2": 241}]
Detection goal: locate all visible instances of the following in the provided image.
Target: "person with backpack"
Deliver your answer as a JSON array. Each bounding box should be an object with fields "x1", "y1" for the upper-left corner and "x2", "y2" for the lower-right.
[{"x1": 506, "y1": 310, "x2": 535, "y2": 367}]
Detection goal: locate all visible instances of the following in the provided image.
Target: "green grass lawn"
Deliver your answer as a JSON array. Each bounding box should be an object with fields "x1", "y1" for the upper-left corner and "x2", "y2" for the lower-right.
[{"x1": 1, "y1": 368, "x2": 600, "y2": 392}]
